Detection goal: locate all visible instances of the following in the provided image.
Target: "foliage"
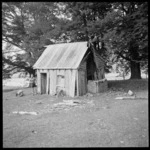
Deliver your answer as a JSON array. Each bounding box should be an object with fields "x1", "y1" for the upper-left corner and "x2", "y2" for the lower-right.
[
  {"x1": 102, "y1": 2, "x2": 148, "y2": 79},
  {"x1": 2, "y1": 2, "x2": 66, "y2": 76},
  {"x1": 2, "y1": 2, "x2": 148, "y2": 79},
  {"x1": 116, "y1": 58, "x2": 130, "y2": 79}
]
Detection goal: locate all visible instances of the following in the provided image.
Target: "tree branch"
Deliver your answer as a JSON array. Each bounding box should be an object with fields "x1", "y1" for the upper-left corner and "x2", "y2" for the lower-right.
[
  {"x1": 3, "y1": 66, "x2": 18, "y2": 73},
  {"x1": 121, "y1": 3, "x2": 128, "y2": 14},
  {"x1": 118, "y1": 51, "x2": 148, "y2": 63},
  {"x1": 3, "y1": 50, "x2": 25, "y2": 54},
  {"x1": 130, "y1": 58, "x2": 148, "y2": 63},
  {"x1": 117, "y1": 51, "x2": 131, "y2": 61},
  {"x1": 2, "y1": 38, "x2": 25, "y2": 51},
  {"x1": 3, "y1": 56, "x2": 29, "y2": 70}
]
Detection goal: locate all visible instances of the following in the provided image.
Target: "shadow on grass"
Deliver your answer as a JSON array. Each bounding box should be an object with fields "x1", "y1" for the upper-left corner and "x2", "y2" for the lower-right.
[{"x1": 108, "y1": 79, "x2": 148, "y2": 91}]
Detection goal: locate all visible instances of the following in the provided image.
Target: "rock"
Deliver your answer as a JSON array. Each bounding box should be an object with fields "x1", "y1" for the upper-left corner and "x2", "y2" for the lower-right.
[
  {"x1": 16, "y1": 90, "x2": 24, "y2": 97},
  {"x1": 128, "y1": 90, "x2": 134, "y2": 96}
]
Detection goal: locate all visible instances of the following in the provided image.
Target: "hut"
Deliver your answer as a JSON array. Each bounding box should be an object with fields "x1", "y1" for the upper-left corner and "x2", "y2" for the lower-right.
[{"x1": 33, "y1": 42, "x2": 107, "y2": 97}]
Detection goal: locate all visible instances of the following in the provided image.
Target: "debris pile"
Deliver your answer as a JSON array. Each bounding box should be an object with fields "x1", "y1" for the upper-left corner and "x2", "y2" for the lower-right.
[{"x1": 50, "y1": 99, "x2": 94, "y2": 111}]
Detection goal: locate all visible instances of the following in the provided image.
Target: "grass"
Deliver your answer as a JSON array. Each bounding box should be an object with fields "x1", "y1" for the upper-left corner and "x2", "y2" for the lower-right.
[{"x1": 3, "y1": 78, "x2": 148, "y2": 147}]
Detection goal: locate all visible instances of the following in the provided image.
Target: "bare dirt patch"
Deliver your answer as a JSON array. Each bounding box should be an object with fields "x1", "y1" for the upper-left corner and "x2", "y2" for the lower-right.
[{"x1": 3, "y1": 79, "x2": 148, "y2": 147}]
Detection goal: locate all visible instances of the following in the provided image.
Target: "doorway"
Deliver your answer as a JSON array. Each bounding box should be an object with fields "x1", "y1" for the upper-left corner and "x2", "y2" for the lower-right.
[
  {"x1": 41, "y1": 73, "x2": 47, "y2": 94},
  {"x1": 86, "y1": 52, "x2": 97, "y2": 80}
]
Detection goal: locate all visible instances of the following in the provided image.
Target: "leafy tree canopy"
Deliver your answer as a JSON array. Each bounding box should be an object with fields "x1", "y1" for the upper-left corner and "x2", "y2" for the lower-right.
[{"x1": 2, "y1": 2, "x2": 148, "y2": 79}]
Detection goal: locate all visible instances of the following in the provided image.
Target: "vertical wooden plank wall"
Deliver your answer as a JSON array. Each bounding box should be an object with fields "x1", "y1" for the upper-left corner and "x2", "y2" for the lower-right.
[
  {"x1": 70, "y1": 70, "x2": 77, "y2": 97},
  {"x1": 65, "y1": 70, "x2": 69, "y2": 96},
  {"x1": 59, "y1": 70, "x2": 65, "y2": 76},
  {"x1": 68, "y1": 70, "x2": 72, "y2": 96},
  {"x1": 78, "y1": 70, "x2": 87, "y2": 96},
  {"x1": 46, "y1": 70, "x2": 50, "y2": 94},
  {"x1": 49, "y1": 70, "x2": 57, "y2": 95},
  {"x1": 56, "y1": 70, "x2": 60, "y2": 89},
  {"x1": 37, "y1": 69, "x2": 41, "y2": 94},
  {"x1": 64, "y1": 69, "x2": 76, "y2": 97},
  {"x1": 78, "y1": 60, "x2": 87, "y2": 96},
  {"x1": 53, "y1": 70, "x2": 57, "y2": 95},
  {"x1": 49, "y1": 70, "x2": 53, "y2": 95},
  {"x1": 46, "y1": 69, "x2": 84, "y2": 97},
  {"x1": 60, "y1": 70, "x2": 65, "y2": 89},
  {"x1": 76, "y1": 70, "x2": 79, "y2": 96},
  {"x1": 78, "y1": 71, "x2": 81, "y2": 96}
]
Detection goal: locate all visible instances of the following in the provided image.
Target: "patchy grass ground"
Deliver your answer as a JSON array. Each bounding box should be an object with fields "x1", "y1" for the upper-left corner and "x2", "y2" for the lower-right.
[{"x1": 3, "y1": 79, "x2": 148, "y2": 147}]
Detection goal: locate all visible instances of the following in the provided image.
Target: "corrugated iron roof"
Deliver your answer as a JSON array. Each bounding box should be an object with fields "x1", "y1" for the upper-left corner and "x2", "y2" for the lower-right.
[{"x1": 33, "y1": 42, "x2": 88, "y2": 69}]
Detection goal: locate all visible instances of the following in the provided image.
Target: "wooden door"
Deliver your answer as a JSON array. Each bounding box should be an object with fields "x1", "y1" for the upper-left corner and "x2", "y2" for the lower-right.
[{"x1": 41, "y1": 73, "x2": 47, "y2": 94}]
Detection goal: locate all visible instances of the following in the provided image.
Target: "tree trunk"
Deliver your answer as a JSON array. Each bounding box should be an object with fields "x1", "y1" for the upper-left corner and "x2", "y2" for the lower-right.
[
  {"x1": 129, "y1": 41, "x2": 142, "y2": 79},
  {"x1": 130, "y1": 61, "x2": 141, "y2": 79}
]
